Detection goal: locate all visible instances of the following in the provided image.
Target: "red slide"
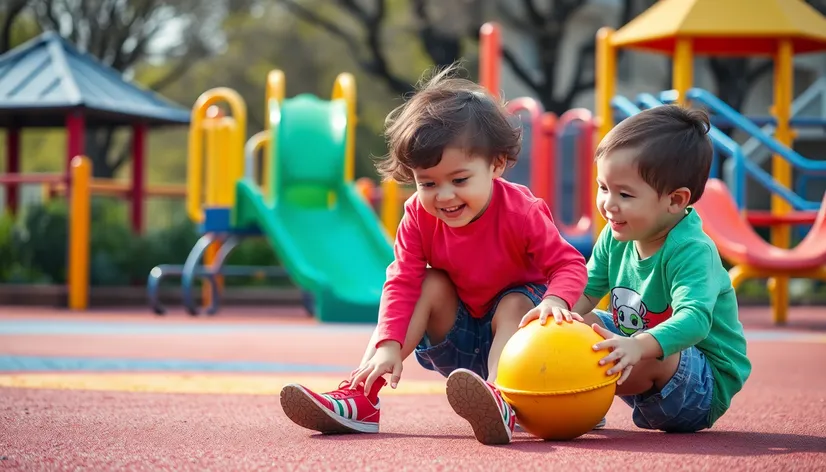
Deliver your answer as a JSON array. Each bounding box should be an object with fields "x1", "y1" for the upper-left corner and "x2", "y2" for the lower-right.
[{"x1": 693, "y1": 179, "x2": 826, "y2": 270}]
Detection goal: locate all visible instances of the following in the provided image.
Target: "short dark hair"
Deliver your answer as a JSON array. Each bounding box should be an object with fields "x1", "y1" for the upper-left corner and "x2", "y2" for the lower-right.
[
  {"x1": 377, "y1": 63, "x2": 522, "y2": 183},
  {"x1": 595, "y1": 105, "x2": 713, "y2": 204}
]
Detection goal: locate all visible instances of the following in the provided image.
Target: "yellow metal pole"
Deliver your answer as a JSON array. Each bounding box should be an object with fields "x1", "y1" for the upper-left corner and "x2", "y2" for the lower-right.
[
  {"x1": 247, "y1": 130, "x2": 269, "y2": 194},
  {"x1": 594, "y1": 27, "x2": 616, "y2": 311},
  {"x1": 264, "y1": 70, "x2": 285, "y2": 199},
  {"x1": 672, "y1": 38, "x2": 694, "y2": 107},
  {"x1": 594, "y1": 27, "x2": 615, "y2": 242},
  {"x1": 68, "y1": 155, "x2": 91, "y2": 311},
  {"x1": 332, "y1": 72, "x2": 357, "y2": 183},
  {"x1": 201, "y1": 112, "x2": 219, "y2": 309},
  {"x1": 202, "y1": 116, "x2": 235, "y2": 307},
  {"x1": 769, "y1": 38, "x2": 794, "y2": 324},
  {"x1": 215, "y1": 117, "x2": 237, "y2": 207},
  {"x1": 203, "y1": 110, "x2": 221, "y2": 206},
  {"x1": 380, "y1": 179, "x2": 400, "y2": 240}
]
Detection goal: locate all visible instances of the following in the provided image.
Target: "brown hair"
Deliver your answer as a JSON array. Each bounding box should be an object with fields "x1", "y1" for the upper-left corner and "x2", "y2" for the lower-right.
[
  {"x1": 595, "y1": 105, "x2": 713, "y2": 204},
  {"x1": 376, "y1": 64, "x2": 522, "y2": 183}
]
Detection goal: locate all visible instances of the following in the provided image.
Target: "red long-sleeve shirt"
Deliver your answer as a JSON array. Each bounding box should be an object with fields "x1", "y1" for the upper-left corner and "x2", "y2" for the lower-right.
[{"x1": 375, "y1": 178, "x2": 588, "y2": 348}]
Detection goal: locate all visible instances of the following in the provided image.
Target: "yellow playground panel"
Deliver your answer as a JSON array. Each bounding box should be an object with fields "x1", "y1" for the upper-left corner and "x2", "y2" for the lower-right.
[{"x1": 594, "y1": 0, "x2": 826, "y2": 320}]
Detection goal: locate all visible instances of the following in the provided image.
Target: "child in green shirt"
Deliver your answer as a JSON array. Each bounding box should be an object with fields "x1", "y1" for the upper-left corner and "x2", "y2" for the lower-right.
[{"x1": 520, "y1": 105, "x2": 751, "y2": 432}]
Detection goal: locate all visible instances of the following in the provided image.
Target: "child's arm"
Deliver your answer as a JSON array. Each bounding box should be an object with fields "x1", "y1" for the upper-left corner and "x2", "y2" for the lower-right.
[
  {"x1": 643, "y1": 241, "x2": 718, "y2": 358},
  {"x1": 523, "y1": 201, "x2": 588, "y2": 310},
  {"x1": 593, "y1": 241, "x2": 719, "y2": 376},
  {"x1": 373, "y1": 205, "x2": 428, "y2": 351},
  {"x1": 556, "y1": 224, "x2": 612, "y2": 316},
  {"x1": 352, "y1": 203, "x2": 427, "y2": 391},
  {"x1": 571, "y1": 293, "x2": 601, "y2": 316}
]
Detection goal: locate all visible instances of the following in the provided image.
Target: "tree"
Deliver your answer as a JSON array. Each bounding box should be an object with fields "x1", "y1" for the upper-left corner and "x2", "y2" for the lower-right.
[
  {"x1": 0, "y1": 0, "x2": 32, "y2": 54},
  {"x1": 275, "y1": 0, "x2": 657, "y2": 114},
  {"x1": 1, "y1": 0, "x2": 225, "y2": 177},
  {"x1": 273, "y1": 0, "x2": 484, "y2": 96},
  {"x1": 496, "y1": 0, "x2": 654, "y2": 114}
]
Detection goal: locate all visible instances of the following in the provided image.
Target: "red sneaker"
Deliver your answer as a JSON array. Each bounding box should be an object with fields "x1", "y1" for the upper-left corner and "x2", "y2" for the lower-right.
[
  {"x1": 446, "y1": 368, "x2": 516, "y2": 445},
  {"x1": 280, "y1": 377, "x2": 385, "y2": 434}
]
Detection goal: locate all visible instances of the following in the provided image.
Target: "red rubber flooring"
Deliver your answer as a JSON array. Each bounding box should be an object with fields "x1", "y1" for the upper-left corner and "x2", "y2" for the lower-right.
[{"x1": 0, "y1": 305, "x2": 824, "y2": 471}]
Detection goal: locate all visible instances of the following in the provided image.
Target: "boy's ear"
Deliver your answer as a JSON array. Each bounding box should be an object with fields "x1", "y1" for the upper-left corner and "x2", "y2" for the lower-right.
[
  {"x1": 492, "y1": 155, "x2": 508, "y2": 177},
  {"x1": 668, "y1": 187, "x2": 691, "y2": 212}
]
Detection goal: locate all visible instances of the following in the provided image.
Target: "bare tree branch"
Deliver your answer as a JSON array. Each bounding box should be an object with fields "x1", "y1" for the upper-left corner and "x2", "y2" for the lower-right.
[
  {"x1": 276, "y1": 0, "x2": 413, "y2": 95},
  {"x1": 495, "y1": 2, "x2": 532, "y2": 33},
  {"x1": 520, "y1": 0, "x2": 544, "y2": 27},
  {"x1": 562, "y1": 40, "x2": 595, "y2": 109},
  {"x1": 0, "y1": 0, "x2": 30, "y2": 54},
  {"x1": 501, "y1": 48, "x2": 538, "y2": 93},
  {"x1": 26, "y1": 0, "x2": 220, "y2": 177},
  {"x1": 275, "y1": 0, "x2": 362, "y2": 54}
]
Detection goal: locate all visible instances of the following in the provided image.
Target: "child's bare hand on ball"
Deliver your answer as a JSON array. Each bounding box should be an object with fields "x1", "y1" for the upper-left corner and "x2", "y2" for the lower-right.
[
  {"x1": 591, "y1": 324, "x2": 644, "y2": 385},
  {"x1": 518, "y1": 296, "x2": 584, "y2": 327},
  {"x1": 349, "y1": 341, "x2": 403, "y2": 393}
]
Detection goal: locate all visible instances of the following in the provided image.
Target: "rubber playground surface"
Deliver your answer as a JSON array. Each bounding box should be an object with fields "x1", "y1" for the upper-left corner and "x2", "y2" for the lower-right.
[{"x1": 0, "y1": 305, "x2": 824, "y2": 471}]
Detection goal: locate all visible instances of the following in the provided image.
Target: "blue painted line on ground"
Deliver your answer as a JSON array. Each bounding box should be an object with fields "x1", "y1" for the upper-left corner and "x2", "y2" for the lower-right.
[
  {"x1": 0, "y1": 320, "x2": 823, "y2": 342},
  {"x1": 0, "y1": 320, "x2": 375, "y2": 336},
  {"x1": 0, "y1": 355, "x2": 352, "y2": 373}
]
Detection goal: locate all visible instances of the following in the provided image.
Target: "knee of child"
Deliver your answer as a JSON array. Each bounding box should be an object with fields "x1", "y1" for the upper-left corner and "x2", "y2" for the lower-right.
[
  {"x1": 617, "y1": 354, "x2": 680, "y2": 395},
  {"x1": 421, "y1": 269, "x2": 455, "y2": 298},
  {"x1": 494, "y1": 292, "x2": 535, "y2": 323}
]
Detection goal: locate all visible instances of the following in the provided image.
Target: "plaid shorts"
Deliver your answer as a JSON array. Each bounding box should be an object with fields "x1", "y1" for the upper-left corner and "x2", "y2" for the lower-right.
[{"x1": 414, "y1": 283, "x2": 546, "y2": 380}]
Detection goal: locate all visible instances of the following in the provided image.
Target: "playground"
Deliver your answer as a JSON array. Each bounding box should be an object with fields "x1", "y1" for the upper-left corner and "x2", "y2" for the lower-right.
[
  {"x1": 0, "y1": 305, "x2": 824, "y2": 470},
  {"x1": 2, "y1": 0, "x2": 826, "y2": 469}
]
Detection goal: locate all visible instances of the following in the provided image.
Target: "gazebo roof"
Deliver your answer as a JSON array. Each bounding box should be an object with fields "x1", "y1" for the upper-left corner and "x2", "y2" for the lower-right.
[
  {"x1": 611, "y1": 0, "x2": 826, "y2": 56},
  {"x1": 0, "y1": 31, "x2": 190, "y2": 128}
]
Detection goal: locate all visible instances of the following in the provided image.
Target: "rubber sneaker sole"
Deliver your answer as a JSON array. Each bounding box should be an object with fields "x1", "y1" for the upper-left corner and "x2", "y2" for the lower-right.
[
  {"x1": 446, "y1": 369, "x2": 511, "y2": 445},
  {"x1": 280, "y1": 384, "x2": 379, "y2": 434}
]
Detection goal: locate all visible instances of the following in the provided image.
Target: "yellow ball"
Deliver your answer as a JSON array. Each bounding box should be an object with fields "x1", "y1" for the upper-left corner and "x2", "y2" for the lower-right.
[{"x1": 494, "y1": 319, "x2": 619, "y2": 440}]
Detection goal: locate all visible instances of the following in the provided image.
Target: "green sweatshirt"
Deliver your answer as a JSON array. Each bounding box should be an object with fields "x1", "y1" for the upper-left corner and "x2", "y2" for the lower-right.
[{"x1": 584, "y1": 209, "x2": 751, "y2": 425}]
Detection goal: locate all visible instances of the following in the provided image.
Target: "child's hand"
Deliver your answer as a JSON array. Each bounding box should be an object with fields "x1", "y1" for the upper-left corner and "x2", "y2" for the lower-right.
[
  {"x1": 349, "y1": 341, "x2": 403, "y2": 393},
  {"x1": 518, "y1": 296, "x2": 584, "y2": 327},
  {"x1": 591, "y1": 324, "x2": 643, "y2": 385}
]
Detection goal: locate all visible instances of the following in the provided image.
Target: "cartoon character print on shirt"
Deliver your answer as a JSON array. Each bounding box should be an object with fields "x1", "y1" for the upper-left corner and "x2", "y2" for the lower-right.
[{"x1": 610, "y1": 287, "x2": 673, "y2": 336}]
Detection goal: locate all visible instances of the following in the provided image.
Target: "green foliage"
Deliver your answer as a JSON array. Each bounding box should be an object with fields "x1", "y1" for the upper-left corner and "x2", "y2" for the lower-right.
[{"x1": 0, "y1": 199, "x2": 284, "y2": 287}]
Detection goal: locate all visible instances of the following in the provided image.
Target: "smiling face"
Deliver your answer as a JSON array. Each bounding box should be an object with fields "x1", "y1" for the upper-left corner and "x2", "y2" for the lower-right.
[
  {"x1": 596, "y1": 148, "x2": 688, "y2": 257},
  {"x1": 412, "y1": 147, "x2": 505, "y2": 227}
]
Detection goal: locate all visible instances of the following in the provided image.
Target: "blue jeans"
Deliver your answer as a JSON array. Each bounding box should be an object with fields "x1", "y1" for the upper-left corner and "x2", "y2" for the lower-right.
[
  {"x1": 594, "y1": 310, "x2": 714, "y2": 432},
  {"x1": 414, "y1": 283, "x2": 546, "y2": 380}
]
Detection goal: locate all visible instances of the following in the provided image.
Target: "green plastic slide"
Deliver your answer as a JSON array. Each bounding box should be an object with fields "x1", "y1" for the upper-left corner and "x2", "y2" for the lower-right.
[{"x1": 233, "y1": 94, "x2": 394, "y2": 323}]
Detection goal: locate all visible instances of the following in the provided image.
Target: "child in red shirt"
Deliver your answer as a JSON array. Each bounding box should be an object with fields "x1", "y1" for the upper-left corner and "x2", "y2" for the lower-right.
[{"x1": 280, "y1": 64, "x2": 587, "y2": 445}]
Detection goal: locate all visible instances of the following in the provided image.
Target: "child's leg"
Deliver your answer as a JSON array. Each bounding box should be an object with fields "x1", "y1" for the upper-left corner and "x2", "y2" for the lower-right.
[
  {"x1": 443, "y1": 283, "x2": 546, "y2": 445},
  {"x1": 587, "y1": 310, "x2": 715, "y2": 432},
  {"x1": 357, "y1": 268, "x2": 458, "y2": 369},
  {"x1": 280, "y1": 269, "x2": 458, "y2": 435},
  {"x1": 486, "y1": 292, "x2": 538, "y2": 383}
]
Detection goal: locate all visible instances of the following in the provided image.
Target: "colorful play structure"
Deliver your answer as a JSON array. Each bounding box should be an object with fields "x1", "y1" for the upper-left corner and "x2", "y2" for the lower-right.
[
  {"x1": 479, "y1": 22, "x2": 595, "y2": 256},
  {"x1": 147, "y1": 72, "x2": 396, "y2": 322},
  {"x1": 595, "y1": 0, "x2": 826, "y2": 323},
  {"x1": 0, "y1": 32, "x2": 191, "y2": 310},
  {"x1": 0, "y1": 32, "x2": 189, "y2": 235},
  {"x1": 2, "y1": 1, "x2": 825, "y2": 326},
  {"x1": 0, "y1": 156, "x2": 92, "y2": 310}
]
